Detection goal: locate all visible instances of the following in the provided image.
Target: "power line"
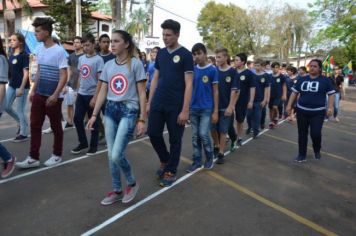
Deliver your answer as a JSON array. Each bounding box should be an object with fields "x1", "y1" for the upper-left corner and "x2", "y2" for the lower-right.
[{"x1": 154, "y1": 4, "x2": 198, "y2": 24}]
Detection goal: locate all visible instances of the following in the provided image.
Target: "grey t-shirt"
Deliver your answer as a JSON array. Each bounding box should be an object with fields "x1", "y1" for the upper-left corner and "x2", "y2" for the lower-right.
[
  {"x1": 0, "y1": 55, "x2": 9, "y2": 113},
  {"x1": 78, "y1": 54, "x2": 104, "y2": 96},
  {"x1": 68, "y1": 52, "x2": 84, "y2": 89},
  {"x1": 100, "y1": 57, "x2": 146, "y2": 109}
]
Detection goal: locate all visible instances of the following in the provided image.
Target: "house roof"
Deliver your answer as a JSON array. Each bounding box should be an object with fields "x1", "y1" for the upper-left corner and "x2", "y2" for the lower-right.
[
  {"x1": 90, "y1": 11, "x2": 112, "y2": 21},
  {"x1": 0, "y1": 0, "x2": 46, "y2": 11}
]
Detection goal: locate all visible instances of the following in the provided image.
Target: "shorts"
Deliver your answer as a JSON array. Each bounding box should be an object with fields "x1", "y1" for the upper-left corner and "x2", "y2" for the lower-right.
[
  {"x1": 64, "y1": 86, "x2": 76, "y2": 106},
  {"x1": 235, "y1": 104, "x2": 247, "y2": 123},
  {"x1": 211, "y1": 110, "x2": 231, "y2": 134},
  {"x1": 268, "y1": 97, "x2": 281, "y2": 109}
]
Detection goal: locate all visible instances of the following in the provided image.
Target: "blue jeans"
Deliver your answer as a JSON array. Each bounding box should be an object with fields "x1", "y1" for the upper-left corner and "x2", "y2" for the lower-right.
[
  {"x1": 0, "y1": 143, "x2": 11, "y2": 162},
  {"x1": 5, "y1": 86, "x2": 29, "y2": 136},
  {"x1": 333, "y1": 92, "x2": 341, "y2": 118},
  {"x1": 247, "y1": 102, "x2": 262, "y2": 135},
  {"x1": 105, "y1": 101, "x2": 137, "y2": 192},
  {"x1": 190, "y1": 109, "x2": 213, "y2": 164},
  {"x1": 74, "y1": 94, "x2": 101, "y2": 148}
]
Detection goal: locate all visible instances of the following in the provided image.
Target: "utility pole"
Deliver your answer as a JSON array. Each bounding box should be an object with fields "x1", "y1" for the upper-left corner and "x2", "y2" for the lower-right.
[{"x1": 76, "y1": 0, "x2": 82, "y2": 36}]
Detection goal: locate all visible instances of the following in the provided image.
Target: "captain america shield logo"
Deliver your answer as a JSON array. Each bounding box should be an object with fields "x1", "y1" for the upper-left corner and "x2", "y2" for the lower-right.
[
  {"x1": 110, "y1": 74, "x2": 128, "y2": 95},
  {"x1": 81, "y1": 64, "x2": 91, "y2": 79}
]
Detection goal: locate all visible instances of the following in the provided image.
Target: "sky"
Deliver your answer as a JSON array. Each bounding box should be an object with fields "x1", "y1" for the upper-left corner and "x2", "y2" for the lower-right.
[{"x1": 150, "y1": 0, "x2": 312, "y2": 50}]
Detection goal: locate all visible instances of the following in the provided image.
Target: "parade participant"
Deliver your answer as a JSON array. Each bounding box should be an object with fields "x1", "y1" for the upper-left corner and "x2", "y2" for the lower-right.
[
  {"x1": 146, "y1": 46, "x2": 160, "y2": 99},
  {"x1": 331, "y1": 65, "x2": 345, "y2": 122}
]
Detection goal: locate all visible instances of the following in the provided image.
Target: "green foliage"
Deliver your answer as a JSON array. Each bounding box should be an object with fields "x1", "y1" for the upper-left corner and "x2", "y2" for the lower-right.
[
  {"x1": 125, "y1": 7, "x2": 149, "y2": 41},
  {"x1": 330, "y1": 46, "x2": 351, "y2": 67},
  {"x1": 43, "y1": 0, "x2": 96, "y2": 41},
  {"x1": 96, "y1": 0, "x2": 111, "y2": 15}
]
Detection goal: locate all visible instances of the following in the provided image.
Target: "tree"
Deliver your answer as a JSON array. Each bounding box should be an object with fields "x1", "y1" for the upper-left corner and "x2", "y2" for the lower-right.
[
  {"x1": 43, "y1": 0, "x2": 95, "y2": 41},
  {"x1": 96, "y1": 0, "x2": 111, "y2": 15},
  {"x1": 125, "y1": 7, "x2": 148, "y2": 42},
  {"x1": 197, "y1": 2, "x2": 251, "y2": 55}
]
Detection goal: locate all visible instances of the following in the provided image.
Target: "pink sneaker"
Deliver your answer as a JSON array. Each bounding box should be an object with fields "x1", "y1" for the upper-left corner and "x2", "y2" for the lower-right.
[{"x1": 1, "y1": 156, "x2": 16, "y2": 178}]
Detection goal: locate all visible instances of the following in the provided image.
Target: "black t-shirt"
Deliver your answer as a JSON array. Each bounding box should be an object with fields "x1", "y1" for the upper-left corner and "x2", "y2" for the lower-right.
[
  {"x1": 9, "y1": 52, "x2": 30, "y2": 89},
  {"x1": 331, "y1": 75, "x2": 344, "y2": 93}
]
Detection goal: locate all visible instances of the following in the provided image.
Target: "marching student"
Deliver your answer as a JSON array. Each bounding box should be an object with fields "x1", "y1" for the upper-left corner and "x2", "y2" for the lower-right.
[
  {"x1": 71, "y1": 33, "x2": 104, "y2": 155},
  {"x1": 234, "y1": 53, "x2": 256, "y2": 146},
  {"x1": 0, "y1": 36, "x2": 16, "y2": 178},
  {"x1": 286, "y1": 59, "x2": 335, "y2": 162},
  {"x1": 5, "y1": 33, "x2": 30, "y2": 142},
  {"x1": 246, "y1": 59, "x2": 270, "y2": 138},
  {"x1": 87, "y1": 30, "x2": 146, "y2": 204},
  {"x1": 64, "y1": 36, "x2": 84, "y2": 128},
  {"x1": 16, "y1": 17, "x2": 68, "y2": 168},
  {"x1": 146, "y1": 46, "x2": 160, "y2": 99},
  {"x1": 269, "y1": 62, "x2": 287, "y2": 128},
  {"x1": 330, "y1": 65, "x2": 345, "y2": 122},
  {"x1": 98, "y1": 34, "x2": 116, "y2": 63},
  {"x1": 147, "y1": 19, "x2": 194, "y2": 187},
  {"x1": 298, "y1": 66, "x2": 308, "y2": 78},
  {"x1": 186, "y1": 43, "x2": 218, "y2": 172},
  {"x1": 211, "y1": 48, "x2": 239, "y2": 164},
  {"x1": 285, "y1": 66, "x2": 298, "y2": 122}
]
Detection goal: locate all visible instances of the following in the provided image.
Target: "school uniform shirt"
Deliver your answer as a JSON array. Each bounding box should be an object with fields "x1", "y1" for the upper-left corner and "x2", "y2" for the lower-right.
[
  {"x1": 217, "y1": 67, "x2": 239, "y2": 110},
  {"x1": 331, "y1": 75, "x2": 344, "y2": 93},
  {"x1": 8, "y1": 52, "x2": 30, "y2": 89},
  {"x1": 146, "y1": 61, "x2": 155, "y2": 91},
  {"x1": 67, "y1": 52, "x2": 84, "y2": 90},
  {"x1": 270, "y1": 73, "x2": 286, "y2": 99},
  {"x1": 253, "y1": 72, "x2": 271, "y2": 103},
  {"x1": 236, "y1": 68, "x2": 256, "y2": 106},
  {"x1": 77, "y1": 54, "x2": 104, "y2": 96},
  {"x1": 190, "y1": 64, "x2": 219, "y2": 110},
  {"x1": 292, "y1": 75, "x2": 335, "y2": 112},
  {"x1": 99, "y1": 57, "x2": 146, "y2": 109},
  {"x1": 0, "y1": 55, "x2": 9, "y2": 113},
  {"x1": 152, "y1": 46, "x2": 194, "y2": 109},
  {"x1": 35, "y1": 44, "x2": 68, "y2": 97},
  {"x1": 286, "y1": 76, "x2": 298, "y2": 97},
  {"x1": 99, "y1": 52, "x2": 116, "y2": 64}
]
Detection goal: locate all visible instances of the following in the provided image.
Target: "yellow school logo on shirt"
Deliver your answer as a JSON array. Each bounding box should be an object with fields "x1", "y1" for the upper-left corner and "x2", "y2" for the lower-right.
[
  {"x1": 240, "y1": 75, "x2": 246, "y2": 81},
  {"x1": 261, "y1": 78, "x2": 265, "y2": 83},
  {"x1": 173, "y1": 55, "x2": 180, "y2": 63},
  {"x1": 225, "y1": 76, "x2": 231, "y2": 83},
  {"x1": 276, "y1": 78, "x2": 280, "y2": 83},
  {"x1": 12, "y1": 58, "x2": 17, "y2": 64},
  {"x1": 202, "y1": 76, "x2": 209, "y2": 83}
]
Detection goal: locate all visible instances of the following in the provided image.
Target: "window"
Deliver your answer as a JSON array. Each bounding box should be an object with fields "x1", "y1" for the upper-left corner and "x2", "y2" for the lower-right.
[{"x1": 101, "y1": 24, "x2": 109, "y2": 32}]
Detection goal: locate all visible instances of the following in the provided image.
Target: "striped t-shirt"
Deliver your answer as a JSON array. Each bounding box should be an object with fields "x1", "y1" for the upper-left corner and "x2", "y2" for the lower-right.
[{"x1": 35, "y1": 44, "x2": 68, "y2": 97}]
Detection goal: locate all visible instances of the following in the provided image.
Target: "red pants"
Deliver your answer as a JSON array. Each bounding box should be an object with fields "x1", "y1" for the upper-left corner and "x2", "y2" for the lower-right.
[{"x1": 30, "y1": 94, "x2": 63, "y2": 160}]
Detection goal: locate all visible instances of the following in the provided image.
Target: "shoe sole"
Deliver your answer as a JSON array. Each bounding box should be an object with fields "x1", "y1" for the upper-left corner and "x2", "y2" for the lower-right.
[
  {"x1": 101, "y1": 198, "x2": 122, "y2": 206},
  {"x1": 1, "y1": 157, "x2": 17, "y2": 178},
  {"x1": 12, "y1": 138, "x2": 29, "y2": 143},
  {"x1": 16, "y1": 162, "x2": 40, "y2": 169},
  {"x1": 71, "y1": 148, "x2": 88, "y2": 154},
  {"x1": 44, "y1": 160, "x2": 62, "y2": 167},
  {"x1": 86, "y1": 152, "x2": 98, "y2": 156}
]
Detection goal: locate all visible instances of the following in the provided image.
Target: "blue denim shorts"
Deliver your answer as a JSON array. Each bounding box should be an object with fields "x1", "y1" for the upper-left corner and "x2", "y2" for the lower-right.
[{"x1": 211, "y1": 110, "x2": 231, "y2": 134}]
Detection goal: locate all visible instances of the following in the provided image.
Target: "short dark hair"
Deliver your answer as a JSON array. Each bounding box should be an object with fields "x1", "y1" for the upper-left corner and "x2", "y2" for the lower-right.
[
  {"x1": 161, "y1": 19, "x2": 180, "y2": 34},
  {"x1": 82, "y1": 33, "x2": 95, "y2": 44},
  {"x1": 32, "y1": 17, "x2": 55, "y2": 35},
  {"x1": 192, "y1": 43, "x2": 207, "y2": 54},
  {"x1": 215, "y1": 48, "x2": 229, "y2": 57},
  {"x1": 73, "y1": 36, "x2": 82, "y2": 42},
  {"x1": 299, "y1": 66, "x2": 307, "y2": 72},
  {"x1": 99, "y1": 34, "x2": 110, "y2": 42},
  {"x1": 236, "y1": 53, "x2": 247, "y2": 64},
  {"x1": 287, "y1": 66, "x2": 297, "y2": 75},
  {"x1": 254, "y1": 58, "x2": 264, "y2": 66},
  {"x1": 271, "y1": 62, "x2": 280, "y2": 68},
  {"x1": 310, "y1": 59, "x2": 323, "y2": 73},
  {"x1": 152, "y1": 46, "x2": 160, "y2": 51}
]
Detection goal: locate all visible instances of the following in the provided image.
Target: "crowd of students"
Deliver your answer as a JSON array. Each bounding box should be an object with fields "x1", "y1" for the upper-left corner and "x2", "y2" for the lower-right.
[{"x1": 0, "y1": 17, "x2": 345, "y2": 205}]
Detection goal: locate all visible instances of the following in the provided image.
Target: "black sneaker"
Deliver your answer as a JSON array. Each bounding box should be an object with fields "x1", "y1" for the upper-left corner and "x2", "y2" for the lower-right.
[
  {"x1": 71, "y1": 144, "x2": 88, "y2": 154},
  {"x1": 12, "y1": 135, "x2": 28, "y2": 143},
  {"x1": 213, "y1": 147, "x2": 219, "y2": 159},
  {"x1": 314, "y1": 152, "x2": 321, "y2": 160},
  {"x1": 253, "y1": 132, "x2": 259, "y2": 139},
  {"x1": 246, "y1": 128, "x2": 251, "y2": 135},
  {"x1": 261, "y1": 124, "x2": 265, "y2": 130},
  {"x1": 64, "y1": 122, "x2": 74, "y2": 129},
  {"x1": 294, "y1": 156, "x2": 306, "y2": 163},
  {"x1": 87, "y1": 147, "x2": 98, "y2": 156},
  {"x1": 216, "y1": 153, "x2": 225, "y2": 164},
  {"x1": 237, "y1": 138, "x2": 243, "y2": 146}
]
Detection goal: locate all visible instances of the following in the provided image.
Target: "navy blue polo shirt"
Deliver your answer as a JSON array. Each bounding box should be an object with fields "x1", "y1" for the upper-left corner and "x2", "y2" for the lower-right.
[
  {"x1": 254, "y1": 72, "x2": 271, "y2": 102},
  {"x1": 8, "y1": 52, "x2": 30, "y2": 89},
  {"x1": 99, "y1": 52, "x2": 115, "y2": 64},
  {"x1": 292, "y1": 75, "x2": 335, "y2": 111},
  {"x1": 270, "y1": 73, "x2": 286, "y2": 99},
  {"x1": 217, "y1": 67, "x2": 239, "y2": 110},
  {"x1": 236, "y1": 68, "x2": 256, "y2": 106},
  {"x1": 152, "y1": 46, "x2": 194, "y2": 109}
]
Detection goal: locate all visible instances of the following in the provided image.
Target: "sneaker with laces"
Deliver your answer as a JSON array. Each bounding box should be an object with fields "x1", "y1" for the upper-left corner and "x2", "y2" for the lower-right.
[
  {"x1": 160, "y1": 172, "x2": 177, "y2": 187},
  {"x1": 12, "y1": 135, "x2": 29, "y2": 143},
  {"x1": 16, "y1": 156, "x2": 40, "y2": 169},
  {"x1": 44, "y1": 154, "x2": 62, "y2": 167},
  {"x1": 230, "y1": 139, "x2": 237, "y2": 152},
  {"x1": 122, "y1": 184, "x2": 140, "y2": 203},
  {"x1": 294, "y1": 156, "x2": 306, "y2": 163},
  {"x1": 156, "y1": 162, "x2": 167, "y2": 179},
  {"x1": 204, "y1": 157, "x2": 214, "y2": 169},
  {"x1": 186, "y1": 162, "x2": 202, "y2": 173},
  {"x1": 216, "y1": 153, "x2": 225, "y2": 164},
  {"x1": 1, "y1": 156, "x2": 16, "y2": 178},
  {"x1": 101, "y1": 191, "x2": 123, "y2": 205},
  {"x1": 86, "y1": 147, "x2": 98, "y2": 156},
  {"x1": 237, "y1": 138, "x2": 243, "y2": 146},
  {"x1": 71, "y1": 143, "x2": 88, "y2": 154},
  {"x1": 314, "y1": 152, "x2": 321, "y2": 160},
  {"x1": 213, "y1": 147, "x2": 219, "y2": 159}
]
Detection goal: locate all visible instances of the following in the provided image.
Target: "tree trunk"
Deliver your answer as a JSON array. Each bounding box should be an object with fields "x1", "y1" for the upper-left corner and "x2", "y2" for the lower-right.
[{"x1": 112, "y1": 0, "x2": 122, "y2": 30}]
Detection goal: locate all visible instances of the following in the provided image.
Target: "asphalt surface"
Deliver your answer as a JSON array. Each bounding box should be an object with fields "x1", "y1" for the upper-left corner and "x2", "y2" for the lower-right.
[{"x1": 0, "y1": 91, "x2": 355, "y2": 236}]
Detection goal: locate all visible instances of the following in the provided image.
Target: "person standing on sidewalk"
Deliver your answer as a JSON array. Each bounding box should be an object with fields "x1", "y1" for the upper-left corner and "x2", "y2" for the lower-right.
[
  {"x1": 5, "y1": 33, "x2": 30, "y2": 142},
  {"x1": 16, "y1": 17, "x2": 68, "y2": 169},
  {"x1": 147, "y1": 19, "x2": 194, "y2": 187},
  {"x1": 71, "y1": 33, "x2": 104, "y2": 156},
  {"x1": 286, "y1": 59, "x2": 335, "y2": 162},
  {"x1": 330, "y1": 65, "x2": 345, "y2": 122},
  {"x1": 87, "y1": 30, "x2": 146, "y2": 204}
]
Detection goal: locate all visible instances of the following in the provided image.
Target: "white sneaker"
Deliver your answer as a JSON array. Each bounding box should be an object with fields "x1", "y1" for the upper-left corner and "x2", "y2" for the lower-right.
[
  {"x1": 42, "y1": 127, "x2": 52, "y2": 134},
  {"x1": 16, "y1": 156, "x2": 40, "y2": 169},
  {"x1": 44, "y1": 154, "x2": 62, "y2": 167}
]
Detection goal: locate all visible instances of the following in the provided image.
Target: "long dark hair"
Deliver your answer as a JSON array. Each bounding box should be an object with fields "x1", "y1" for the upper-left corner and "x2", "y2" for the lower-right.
[
  {"x1": 11, "y1": 33, "x2": 26, "y2": 53},
  {"x1": 0, "y1": 35, "x2": 7, "y2": 57},
  {"x1": 113, "y1": 30, "x2": 135, "y2": 71}
]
